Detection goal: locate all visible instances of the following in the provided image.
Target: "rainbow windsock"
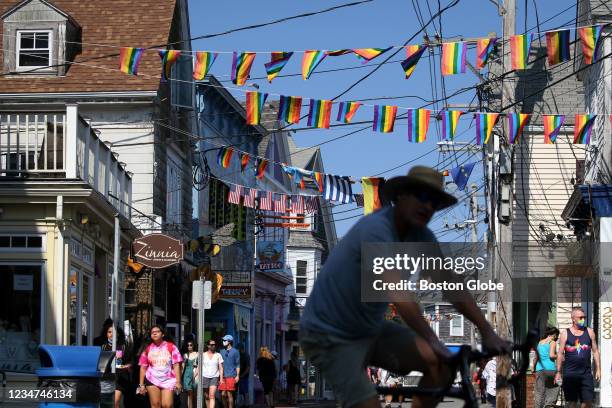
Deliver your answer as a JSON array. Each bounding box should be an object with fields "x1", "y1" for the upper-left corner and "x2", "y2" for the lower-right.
[
  {"x1": 231, "y1": 51, "x2": 256, "y2": 86},
  {"x1": 336, "y1": 101, "x2": 362, "y2": 124},
  {"x1": 578, "y1": 25, "x2": 602, "y2": 65},
  {"x1": 372, "y1": 105, "x2": 398, "y2": 133},
  {"x1": 353, "y1": 47, "x2": 392, "y2": 63},
  {"x1": 475, "y1": 113, "x2": 499, "y2": 144},
  {"x1": 302, "y1": 50, "x2": 327, "y2": 80},
  {"x1": 193, "y1": 51, "x2": 218, "y2": 80},
  {"x1": 543, "y1": 115, "x2": 565, "y2": 144},
  {"x1": 217, "y1": 147, "x2": 234, "y2": 169},
  {"x1": 407, "y1": 109, "x2": 431, "y2": 143},
  {"x1": 278, "y1": 95, "x2": 303, "y2": 124},
  {"x1": 119, "y1": 47, "x2": 144, "y2": 75},
  {"x1": 240, "y1": 153, "x2": 250, "y2": 173},
  {"x1": 158, "y1": 49, "x2": 181, "y2": 81},
  {"x1": 510, "y1": 33, "x2": 533, "y2": 70},
  {"x1": 546, "y1": 30, "x2": 570, "y2": 66},
  {"x1": 574, "y1": 114, "x2": 596, "y2": 144},
  {"x1": 476, "y1": 38, "x2": 497, "y2": 69},
  {"x1": 264, "y1": 52, "x2": 293, "y2": 83},
  {"x1": 254, "y1": 158, "x2": 268, "y2": 179},
  {"x1": 245, "y1": 91, "x2": 268, "y2": 125},
  {"x1": 441, "y1": 42, "x2": 467, "y2": 75},
  {"x1": 441, "y1": 110, "x2": 464, "y2": 140},
  {"x1": 507, "y1": 113, "x2": 530, "y2": 144},
  {"x1": 401, "y1": 45, "x2": 428, "y2": 79},
  {"x1": 307, "y1": 99, "x2": 333, "y2": 129}
]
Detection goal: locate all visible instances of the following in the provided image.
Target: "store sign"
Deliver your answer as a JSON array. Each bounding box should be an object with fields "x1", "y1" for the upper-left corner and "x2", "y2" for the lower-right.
[
  {"x1": 133, "y1": 234, "x2": 183, "y2": 269},
  {"x1": 257, "y1": 241, "x2": 284, "y2": 272},
  {"x1": 220, "y1": 285, "x2": 252, "y2": 299}
]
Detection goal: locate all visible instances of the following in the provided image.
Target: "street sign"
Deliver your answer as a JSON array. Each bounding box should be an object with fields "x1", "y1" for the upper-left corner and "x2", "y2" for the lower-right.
[
  {"x1": 204, "y1": 281, "x2": 212, "y2": 309},
  {"x1": 133, "y1": 233, "x2": 183, "y2": 268},
  {"x1": 192, "y1": 280, "x2": 212, "y2": 310}
]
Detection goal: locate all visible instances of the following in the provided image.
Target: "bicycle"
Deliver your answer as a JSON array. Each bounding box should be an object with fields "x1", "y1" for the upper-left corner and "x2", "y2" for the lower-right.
[{"x1": 376, "y1": 330, "x2": 539, "y2": 408}]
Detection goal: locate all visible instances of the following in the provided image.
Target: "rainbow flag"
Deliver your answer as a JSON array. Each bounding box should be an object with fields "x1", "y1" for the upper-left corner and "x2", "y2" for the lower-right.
[
  {"x1": 254, "y1": 158, "x2": 268, "y2": 179},
  {"x1": 158, "y1": 49, "x2": 181, "y2": 81},
  {"x1": 372, "y1": 105, "x2": 398, "y2": 133},
  {"x1": 361, "y1": 177, "x2": 384, "y2": 215},
  {"x1": 401, "y1": 45, "x2": 428, "y2": 79},
  {"x1": 441, "y1": 110, "x2": 464, "y2": 140},
  {"x1": 307, "y1": 99, "x2": 333, "y2": 129},
  {"x1": 245, "y1": 91, "x2": 268, "y2": 125},
  {"x1": 574, "y1": 114, "x2": 596, "y2": 144},
  {"x1": 507, "y1": 113, "x2": 530, "y2": 144},
  {"x1": 578, "y1": 25, "x2": 602, "y2": 65},
  {"x1": 476, "y1": 38, "x2": 497, "y2": 69},
  {"x1": 314, "y1": 172, "x2": 324, "y2": 192},
  {"x1": 217, "y1": 147, "x2": 234, "y2": 169},
  {"x1": 231, "y1": 52, "x2": 256, "y2": 86},
  {"x1": 326, "y1": 49, "x2": 352, "y2": 56},
  {"x1": 264, "y1": 51, "x2": 293, "y2": 83},
  {"x1": 546, "y1": 29, "x2": 570, "y2": 66},
  {"x1": 441, "y1": 42, "x2": 467, "y2": 75},
  {"x1": 543, "y1": 115, "x2": 565, "y2": 144},
  {"x1": 119, "y1": 47, "x2": 144, "y2": 75},
  {"x1": 510, "y1": 33, "x2": 533, "y2": 70},
  {"x1": 336, "y1": 101, "x2": 362, "y2": 124},
  {"x1": 353, "y1": 47, "x2": 392, "y2": 63},
  {"x1": 240, "y1": 153, "x2": 250, "y2": 173},
  {"x1": 475, "y1": 113, "x2": 499, "y2": 144},
  {"x1": 302, "y1": 50, "x2": 327, "y2": 80},
  {"x1": 278, "y1": 95, "x2": 302, "y2": 124},
  {"x1": 193, "y1": 51, "x2": 218, "y2": 80},
  {"x1": 407, "y1": 109, "x2": 431, "y2": 143}
]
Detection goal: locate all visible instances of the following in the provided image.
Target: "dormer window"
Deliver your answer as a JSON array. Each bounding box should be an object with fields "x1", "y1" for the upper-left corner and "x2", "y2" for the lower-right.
[{"x1": 16, "y1": 30, "x2": 52, "y2": 70}]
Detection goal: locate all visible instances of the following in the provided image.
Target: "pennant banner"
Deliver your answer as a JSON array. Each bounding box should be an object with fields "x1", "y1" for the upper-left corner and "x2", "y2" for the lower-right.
[
  {"x1": 305, "y1": 196, "x2": 318, "y2": 213},
  {"x1": 119, "y1": 47, "x2": 144, "y2": 75},
  {"x1": 441, "y1": 110, "x2": 463, "y2": 140},
  {"x1": 574, "y1": 114, "x2": 596, "y2": 144},
  {"x1": 326, "y1": 49, "x2": 352, "y2": 56},
  {"x1": 278, "y1": 95, "x2": 302, "y2": 124},
  {"x1": 159, "y1": 49, "x2": 181, "y2": 81},
  {"x1": 307, "y1": 99, "x2": 333, "y2": 129},
  {"x1": 302, "y1": 50, "x2": 327, "y2": 80},
  {"x1": 290, "y1": 196, "x2": 304, "y2": 214},
  {"x1": 265, "y1": 51, "x2": 293, "y2": 83},
  {"x1": 475, "y1": 113, "x2": 499, "y2": 145},
  {"x1": 353, "y1": 47, "x2": 392, "y2": 63},
  {"x1": 324, "y1": 175, "x2": 353, "y2": 204},
  {"x1": 246, "y1": 91, "x2": 268, "y2": 125},
  {"x1": 217, "y1": 147, "x2": 234, "y2": 169},
  {"x1": 441, "y1": 42, "x2": 467, "y2": 75},
  {"x1": 274, "y1": 194, "x2": 286, "y2": 213},
  {"x1": 510, "y1": 33, "x2": 533, "y2": 70},
  {"x1": 476, "y1": 38, "x2": 497, "y2": 69},
  {"x1": 314, "y1": 172, "x2": 324, "y2": 192},
  {"x1": 373, "y1": 105, "x2": 398, "y2": 133},
  {"x1": 578, "y1": 25, "x2": 602, "y2": 65},
  {"x1": 543, "y1": 114, "x2": 565, "y2": 144},
  {"x1": 402, "y1": 45, "x2": 428, "y2": 79},
  {"x1": 240, "y1": 152, "x2": 250, "y2": 173},
  {"x1": 259, "y1": 191, "x2": 273, "y2": 211},
  {"x1": 231, "y1": 51, "x2": 256, "y2": 86},
  {"x1": 243, "y1": 188, "x2": 257, "y2": 208},
  {"x1": 337, "y1": 101, "x2": 362, "y2": 124},
  {"x1": 407, "y1": 109, "x2": 431, "y2": 143},
  {"x1": 228, "y1": 184, "x2": 243, "y2": 205},
  {"x1": 361, "y1": 177, "x2": 384, "y2": 215},
  {"x1": 546, "y1": 29, "x2": 571, "y2": 66},
  {"x1": 507, "y1": 113, "x2": 530, "y2": 144},
  {"x1": 193, "y1": 51, "x2": 218, "y2": 80}
]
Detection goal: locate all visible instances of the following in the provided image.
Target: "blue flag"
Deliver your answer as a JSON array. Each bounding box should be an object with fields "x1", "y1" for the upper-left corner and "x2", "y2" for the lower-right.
[{"x1": 450, "y1": 162, "x2": 476, "y2": 191}]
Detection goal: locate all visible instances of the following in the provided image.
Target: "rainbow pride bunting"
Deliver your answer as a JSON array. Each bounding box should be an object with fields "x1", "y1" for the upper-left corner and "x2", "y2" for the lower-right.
[
  {"x1": 326, "y1": 49, "x2": 352, "y2": 56},
  {"x1": 314, "y1": 172, "x2": 324, "y2": 192},
  {"x1": 543, "y1": 115, "x2": 565, "y2": 144},
  {"x1": 475, "y1": 113, "x2": 499, "y2": 145},
  {"x1": 361, "y1": 177, "x2": 384, "y2": 215},
  {"x1": 441, "y1": 42, "x2": 467, "y2": 75},
  {"x1": 278, "y1": 96, "x2": 302, "y2": 124},
  {"x1": 231, "y1": 52, "x2": 256, "y2": 86},
  {"x1": 574, "y1": 114, "x2": 596, "y2": 144},
  {"x1": 476, "y1": 38, "x2": 497, "y2": 69},
  {"x1": 217, "y1": 147, "x2": 234, "y2": 169},
  {"x1": 401, "y1": 45, "x2": 428, "y2": 79},
  {"x1": 245, "y1": 91, "x2": 268, "y2": 125},
  {"x1": 510, "y1": 33, "x2": 533, "y2": 70},
  {"x1": 507, "y1": 113, "x2": 531, "y2": 144},
  {"x1": 240, "y1": 153, "x2": 250, "y2": 173},
  {"x1": 336, "y1": 101, "x2": 362, "y2": 124},
  {"x1": 441, "y1": 110, "x2": 464, "y2": 140},
  {"x1": 307, "y1": 99, "x2": 333, "y2": 129},
  {"x1": 193, "y1": 51, "x2": 218, "y2": 80},
  {"x1": 264, "y1": 52, "x2": 293, "y2": 83},
  {"x1": 546, "y1": 30, "x2": 571, "y2": 66},
  {"x1": 578, "y1": 25, "x2": 602, "y2": 65},
  {"x1": 372, "y1": 105, "x2": 398, "y2": 133},
  {"x1": 119, "y1": 47, "x2": 144, "y2": 75},
  {"x1": 254, "y1": 158, "x2": 268, "y2": 179},
  {"x1": 302, "y1": 50, "x2": 327, "y2": 80},
  {"x1": 407, "y1": 109, "x2": 431, "y2": 143},
  {"x1": 158, "y1": 49, "x2": 181, "y2": 81},
  {"x1": 353, "y1": 47, "x2": 392, "y2": 63}
]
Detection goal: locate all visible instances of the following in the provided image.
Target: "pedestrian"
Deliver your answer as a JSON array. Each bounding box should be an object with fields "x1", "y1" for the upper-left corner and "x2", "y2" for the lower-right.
[
  {"x1": 533, "y1": 327, "x2": 559, "y2": 408},
  {"x1": 287, "y1": 351, "x2": 302, "y2": 405},
  {"x1": 378, "y1": 368, "x2": 403, "y2": 408},
  {"x1": 200, "y1": 339, "x2": 224, "y2": 408},
  {"x1": 481, "y1": 357, "x2": 496, "y2": 407},
  {"x1": 94, "y1": 319, "x2": 132, "y2": 408},
  {"x1": 220, "y1": 335, "x2": 241, "y2": 408},
  {"x1": 555, "y1": 307, "x2": 601, "y2": 408},
  {"x1": 236, "y1": 344, "x2": 250, "y2": 407},
  {"x1": 476, "y1": 359, "x2": 487, "y2": 404},
  {"x1": 256, "y1": 347, "x2": 277, "y2": 408},
  {"x1": 270, "y1": 351, "x2": 280, "y2": 405},
  {"x1": 136, "y1": 325, "x2": 183, "y2": 408},
  {"x1": 182, "y1": 340, "x2": 198, "y2": 408}
]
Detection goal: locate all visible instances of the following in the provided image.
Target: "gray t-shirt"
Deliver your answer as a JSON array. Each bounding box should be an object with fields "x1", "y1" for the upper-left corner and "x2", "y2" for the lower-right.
[{"x1": 300, "y1": 206, "x2": 437, "y2": 339}]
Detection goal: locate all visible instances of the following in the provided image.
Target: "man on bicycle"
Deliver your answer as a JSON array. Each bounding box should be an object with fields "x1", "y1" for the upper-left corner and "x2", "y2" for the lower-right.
[{"x1": 300, "y1": 166, "x2": 508, "y2": 408}]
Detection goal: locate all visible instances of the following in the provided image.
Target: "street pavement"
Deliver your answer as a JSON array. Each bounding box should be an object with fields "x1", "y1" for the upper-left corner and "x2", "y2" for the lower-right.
[{"x1": 272, "y1": 398, "x2": 489, "y2": 407}]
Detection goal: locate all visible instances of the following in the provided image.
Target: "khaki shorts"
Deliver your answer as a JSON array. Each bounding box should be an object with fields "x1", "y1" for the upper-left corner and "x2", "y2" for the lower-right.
[{"x1": 300, "y1": 321, "x2": 417, "y2": 408}]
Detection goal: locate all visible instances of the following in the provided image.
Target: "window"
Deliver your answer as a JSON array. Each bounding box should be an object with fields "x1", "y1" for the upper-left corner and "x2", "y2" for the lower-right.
[
  {"x1": 166, "y1": 151, "x2": 182, "y2": 226},
  {"x1": 296, "y1": 260, "x2": 308, "y2": 295},
  {"x1": 450, "y1": 315, "x2": 464, "y2": 337},
  {"x1": 16, "y1": 30, "x2": 52, "y2": 69},
  {"x1": 0, "y1": 235, "x2": 44, "y2": 251},
  {"x1": 82, "y1": 245, "x2": 93, "y2": 266},
  {"x1": 68, "y1": 267, "x2": 94, "y2": 345},
  {"x1": 70, "y1": 238, "x2": 81, "y2": 258}
]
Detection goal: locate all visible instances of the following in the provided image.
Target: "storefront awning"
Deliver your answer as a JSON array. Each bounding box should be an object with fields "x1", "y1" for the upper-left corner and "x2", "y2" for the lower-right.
[{"x1": 562, "y1": 184, "x2": 612, "y2": 221}]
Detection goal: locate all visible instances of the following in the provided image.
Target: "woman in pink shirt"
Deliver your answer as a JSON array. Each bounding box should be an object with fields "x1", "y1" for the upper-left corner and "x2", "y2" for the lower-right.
[{"x1": 137, "y1": 326, "x2": 183, "y2": 408}]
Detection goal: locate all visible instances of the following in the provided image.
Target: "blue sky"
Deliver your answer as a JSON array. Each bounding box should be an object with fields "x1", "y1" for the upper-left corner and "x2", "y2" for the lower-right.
[{"x1": 188, "y1": 0, "x2": 577, "y2": 239}]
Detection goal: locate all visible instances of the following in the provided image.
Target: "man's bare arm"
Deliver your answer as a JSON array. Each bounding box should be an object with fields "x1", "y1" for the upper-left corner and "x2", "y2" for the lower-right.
[
  {"x1": 556, "y1": 329, "x2": 567, "y2": 378},
  {"x1": 588, "y1": 328, "x2": 600, "y2": 381}
]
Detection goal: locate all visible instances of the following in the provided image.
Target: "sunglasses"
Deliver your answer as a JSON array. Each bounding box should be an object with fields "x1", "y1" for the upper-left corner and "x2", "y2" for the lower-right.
[{"x1": 412, "y1": 191, "x2": 442, "y2": 209}]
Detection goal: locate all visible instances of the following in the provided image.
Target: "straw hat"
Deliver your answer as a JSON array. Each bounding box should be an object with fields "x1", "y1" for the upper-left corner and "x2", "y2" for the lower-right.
[{"x1": 382, "y1": 166, "x2": 457, "y2": 210}]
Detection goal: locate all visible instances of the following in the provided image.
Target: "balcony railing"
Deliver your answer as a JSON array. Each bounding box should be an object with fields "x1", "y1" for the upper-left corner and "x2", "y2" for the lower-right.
[{"x1": 0, "y1": 105, "x2": 132, "y2": 218}]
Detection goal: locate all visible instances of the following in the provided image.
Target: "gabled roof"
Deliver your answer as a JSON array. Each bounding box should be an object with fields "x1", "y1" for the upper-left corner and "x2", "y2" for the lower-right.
[
  {"x1": 0, "y1": 0, "x2": 179, "y2": 94},
  {"x1": 1, "y1": 0, "x2": 77, "y2": 26}
]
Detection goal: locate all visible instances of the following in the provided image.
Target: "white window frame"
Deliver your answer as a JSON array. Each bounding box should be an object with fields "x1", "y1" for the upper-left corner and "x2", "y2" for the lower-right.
[
  {"x1": 0, "y1": 234, "x2": 46, "y2": 252},
  {"x1": 295, "y1": 260, "x2": 308, "y2": 295},
  {"x1": 16, "y1": 30, "x2": 53, "y2": 71},
  {"x1": 450, "y1": 314, "x2": 464, "y2": 337}
]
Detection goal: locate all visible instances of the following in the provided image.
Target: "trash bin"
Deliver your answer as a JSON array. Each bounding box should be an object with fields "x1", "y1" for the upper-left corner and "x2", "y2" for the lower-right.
[{"x1": 36, "y1": 345, "x2": 111, "y2": 408}]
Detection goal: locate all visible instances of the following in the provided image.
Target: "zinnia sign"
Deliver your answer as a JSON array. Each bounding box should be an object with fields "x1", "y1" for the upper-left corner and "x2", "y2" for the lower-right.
[{"x1": 133, "y1": 234, "x2": 184, "y2": 269}]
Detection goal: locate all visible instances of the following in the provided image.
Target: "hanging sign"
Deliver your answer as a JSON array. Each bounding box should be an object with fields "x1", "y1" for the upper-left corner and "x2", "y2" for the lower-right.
[
  {"x1": 257, "y1": 241, "x2": 284, "y2": 272},
  {"x1": 133, "y1": 233, "x2": 183, "y2": 269}
]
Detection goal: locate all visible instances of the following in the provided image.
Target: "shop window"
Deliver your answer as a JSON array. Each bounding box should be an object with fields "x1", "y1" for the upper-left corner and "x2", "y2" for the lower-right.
[
  {"x1": 125, "y1": 280, "x2": 136, "y2": 306},
  {"x1": 0, "y1": 264, "x2": 42, "y2": 373},
  {"x1": 296, "y1": 260, "x2": 307, "y2": 295},
  {"x1": 82, "y1": 245, "x2": 93, "y2": 266},
  {"x1": 69, "y1": 267, "x2": 93, "y2": 345},
  {"x1": 0, "y1": 235, "x2": 44, "y2": 251}
]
